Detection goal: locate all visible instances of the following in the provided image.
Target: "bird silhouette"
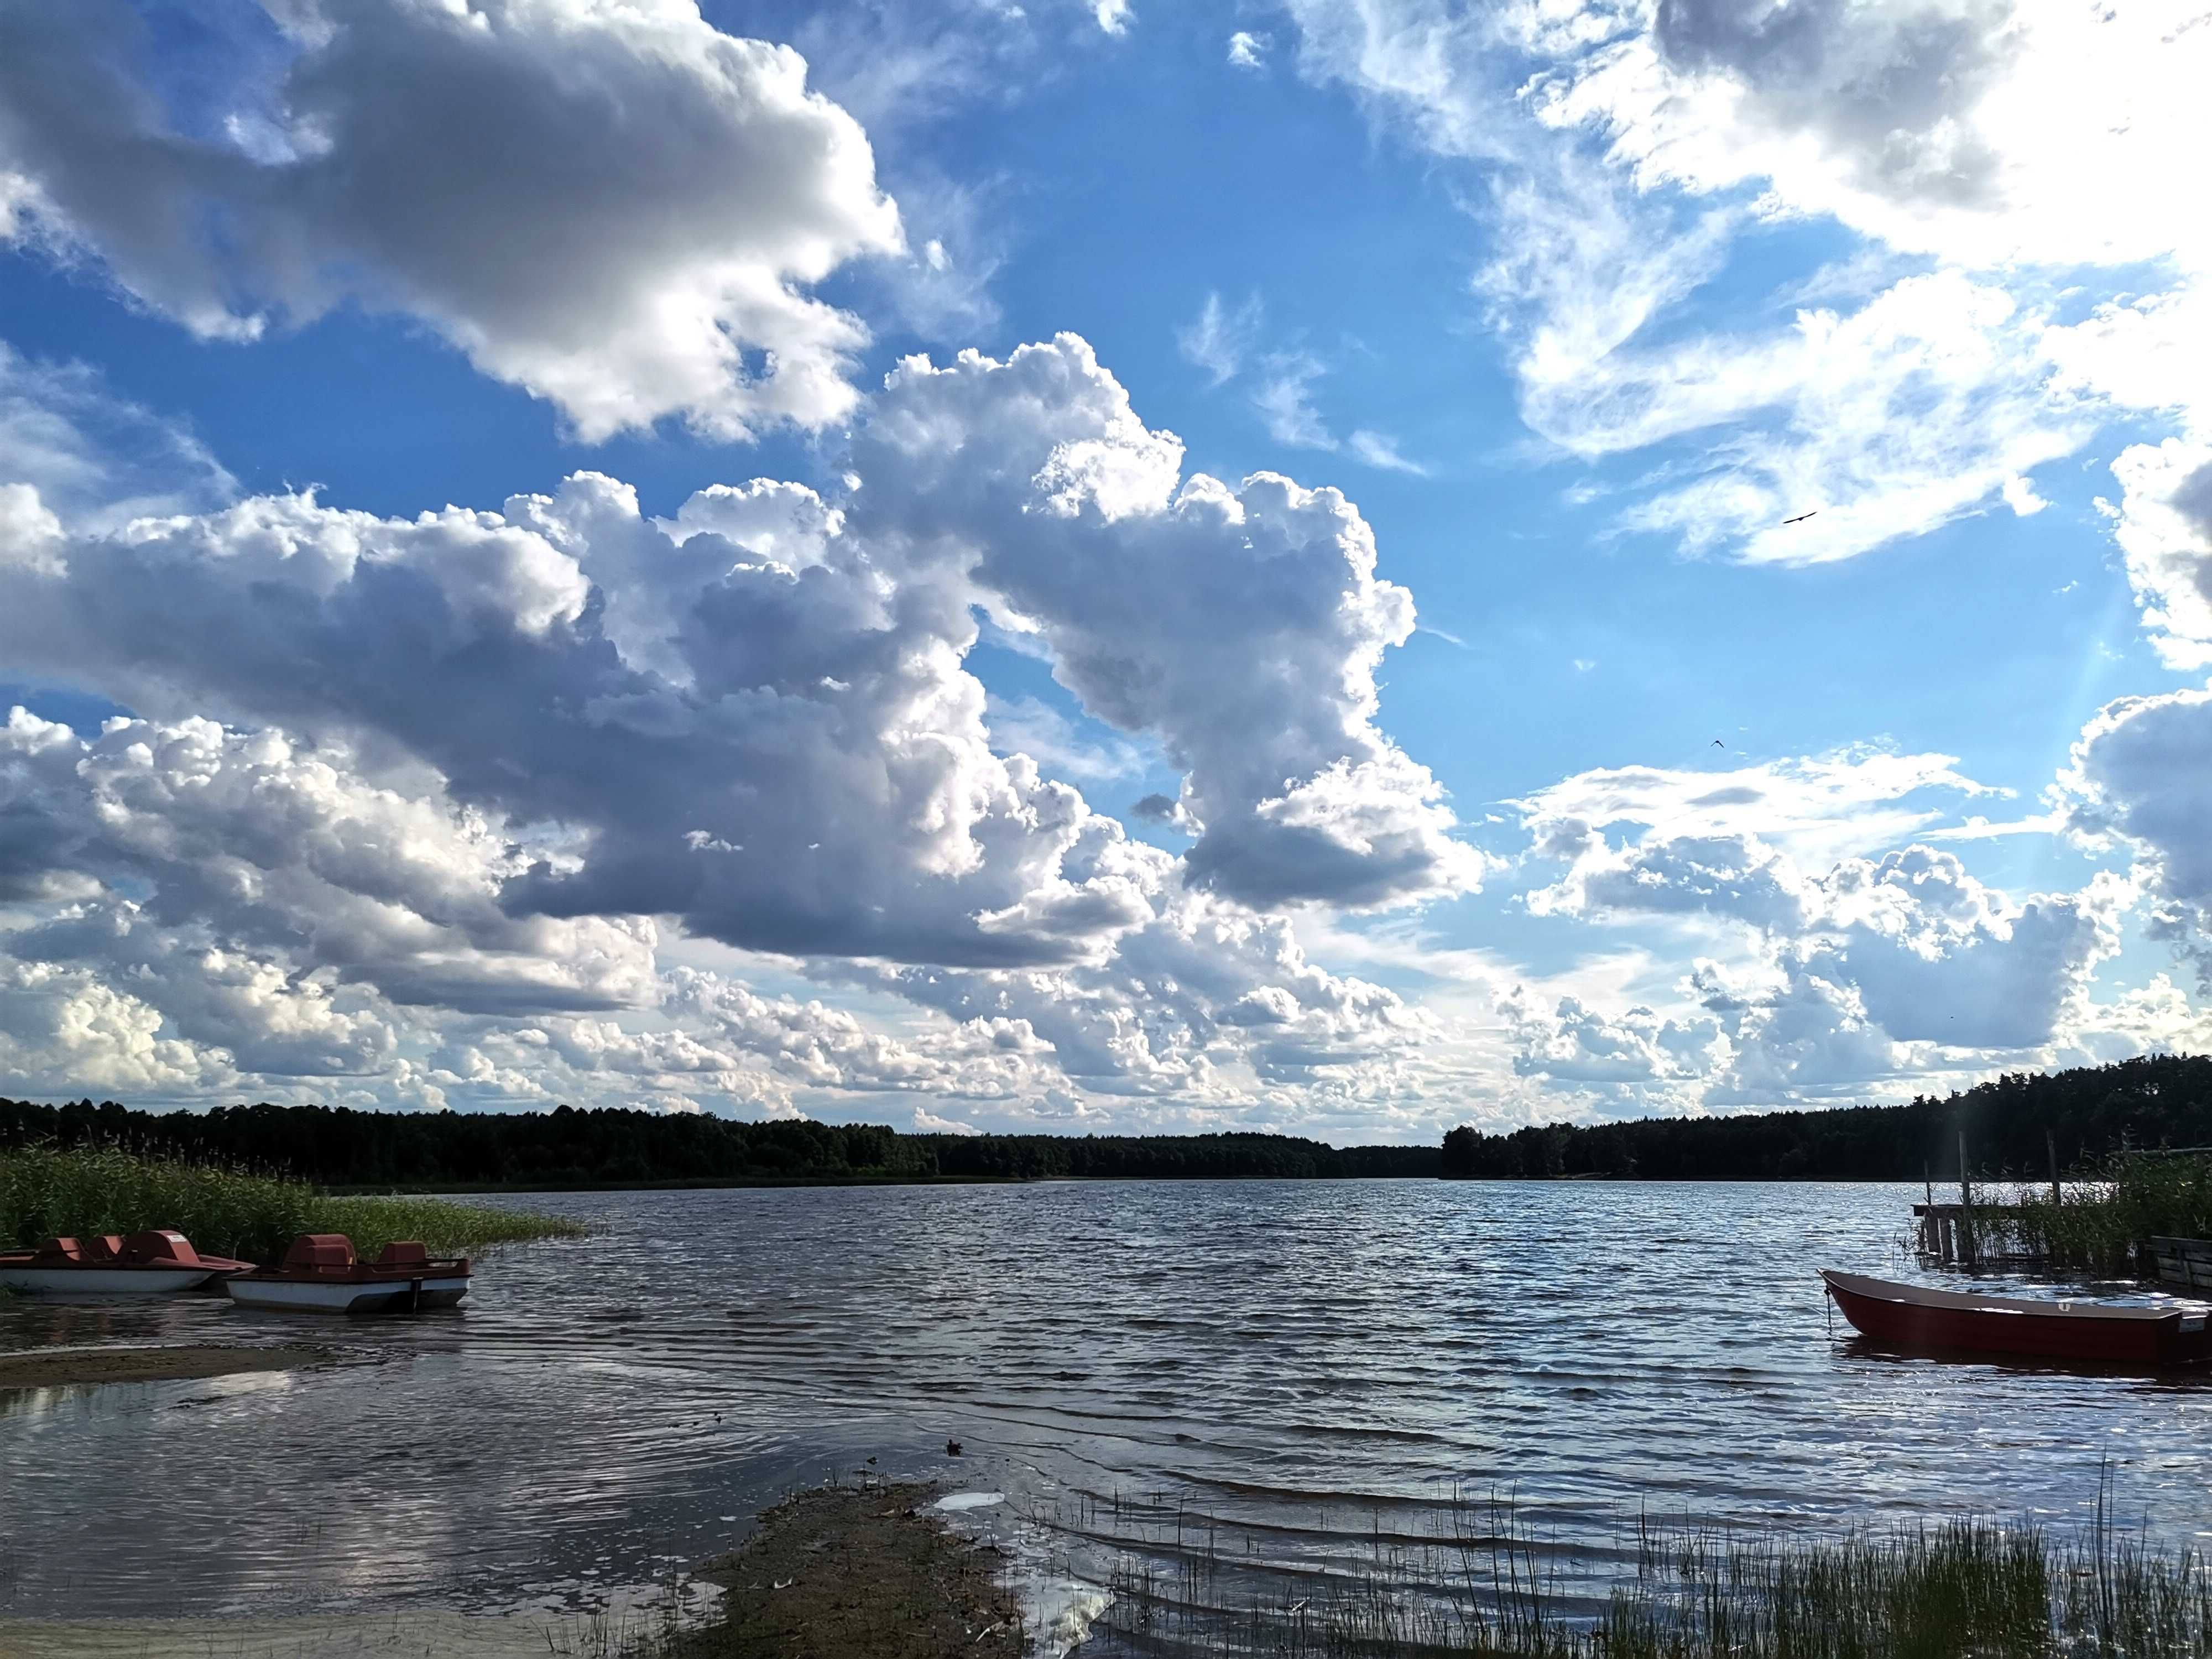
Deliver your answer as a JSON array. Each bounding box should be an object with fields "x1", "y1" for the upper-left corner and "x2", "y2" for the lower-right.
[
  {"x1": 1713, "y1": 739, "x2": 1725, "y2": 747},
  {"x1": 1783, "y1": 511, "x2": 1818, "y2": 526}
]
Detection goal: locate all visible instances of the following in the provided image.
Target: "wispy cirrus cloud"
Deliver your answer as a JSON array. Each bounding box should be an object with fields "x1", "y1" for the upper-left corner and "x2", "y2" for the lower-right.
[
  {"x1": 1181, "y1": 295, "x2": 1426, "y2": 474},
  {"x1": 1282, "y1": 0, "x2": 2212, "y2": 566},
  {"x1": 1178, "y1": 291, "x2": 1264, "y2": 387}
]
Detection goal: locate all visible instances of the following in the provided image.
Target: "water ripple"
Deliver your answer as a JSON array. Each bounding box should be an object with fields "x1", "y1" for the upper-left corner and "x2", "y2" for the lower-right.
[{"x1": 3, "y1": 1180, "x2": 2209, "y2": 1624}]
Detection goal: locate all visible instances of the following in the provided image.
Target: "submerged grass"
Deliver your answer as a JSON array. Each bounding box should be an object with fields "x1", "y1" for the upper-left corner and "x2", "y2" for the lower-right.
[
  {"x1": 1091, "y1": 1490, "x2": 2212, "y2": 1659},
  {"x1": 0, "y1": 1143, "x2": 583, "y2": 1263}
]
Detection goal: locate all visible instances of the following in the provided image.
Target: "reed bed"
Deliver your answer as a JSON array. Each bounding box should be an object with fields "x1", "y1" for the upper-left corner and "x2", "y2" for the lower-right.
[
  {"x1": 0, "y1": 1143, "x2": 582, "y2": 1264},
  {"x1": 1091, "y1": 1494, "x2": 2212, "y2": 1659},
  {"x1": 1990, "y1": 1154, "x2": 2212, "y2": 1277}
]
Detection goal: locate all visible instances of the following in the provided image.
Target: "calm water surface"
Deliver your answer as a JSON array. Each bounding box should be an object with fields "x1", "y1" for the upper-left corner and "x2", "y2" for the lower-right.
[{"x1": 3, "y1": 1181, "x2": 2209, "y2": 1636}]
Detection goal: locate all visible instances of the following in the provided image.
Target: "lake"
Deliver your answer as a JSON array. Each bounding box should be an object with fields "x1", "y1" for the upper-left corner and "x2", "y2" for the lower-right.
[{"x1": 3, "y1": 1180, "x2": 2209, "y2": 1648}]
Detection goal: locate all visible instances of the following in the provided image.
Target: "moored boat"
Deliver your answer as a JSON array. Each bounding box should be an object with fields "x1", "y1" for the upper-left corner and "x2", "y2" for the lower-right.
[
  {"x1": 1822, "y1": 1269, "x2": 2212, "y2": 1366},
  {"x1": 0, "y1": 1230, "x2": 253, "y2": 1295},
  {"x1": 225, "y1": 1234, "x2": 471, "y2": 1314}
]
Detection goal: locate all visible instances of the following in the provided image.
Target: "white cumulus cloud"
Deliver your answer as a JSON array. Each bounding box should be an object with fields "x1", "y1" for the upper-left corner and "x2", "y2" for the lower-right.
[
  {"x1": 0, "y1": 0, "x2": 904, "y2": 442},
  {"x1": 0, "y1": 331, "x2": 1473, "y2": 1117}
]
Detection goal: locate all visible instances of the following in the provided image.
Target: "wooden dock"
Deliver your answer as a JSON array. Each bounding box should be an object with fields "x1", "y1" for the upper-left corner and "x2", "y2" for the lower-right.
[
  {"x1": 1911, "y1": 1131, "x2": 2210, "y2": 1284},
  {"x1": 1913, "y1": 1202, "x2": 2008, "y2": 1269},
  {"x1": 1916, "y1": 1207, "x2": 2212, "y2": 1291},
  {"x1": 2151, "y1": 1237, "x2": 2212, "y2": 1293}
]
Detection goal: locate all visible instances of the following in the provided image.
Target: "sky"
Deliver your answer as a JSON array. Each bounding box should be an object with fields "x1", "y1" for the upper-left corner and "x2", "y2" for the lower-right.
[{"x1": 0, "y1": 0, "x2": 2208, "y2": 1141}]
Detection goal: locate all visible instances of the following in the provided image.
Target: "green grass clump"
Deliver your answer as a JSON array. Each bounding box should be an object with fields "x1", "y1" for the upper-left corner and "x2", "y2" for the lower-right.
[
  {"x1": 1600, "y1": 1519, "x2": 2057, "y2": 1659},
  {"x1": 0, "y1": 1143, "x2": 582, "y2": 1264},
  {"x1": 1095, "y1": 1500, "x2": 2212, "y2": 1659},
  {"x1": 308, "y1": 1192, "x2": 583, "y2": 1256}
]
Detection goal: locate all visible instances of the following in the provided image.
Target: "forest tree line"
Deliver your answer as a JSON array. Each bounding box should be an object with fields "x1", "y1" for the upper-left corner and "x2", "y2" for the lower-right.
[
  {"x1": 4, "y1": 1054, "x2": 2208, "y2": 1188},
  {"x1": 1439, "y1": 1055, "x2": 2212, "y2": 1181},
  {"x1": 0, "y1": 1098, "x2": 1438, "y2": 1187}
]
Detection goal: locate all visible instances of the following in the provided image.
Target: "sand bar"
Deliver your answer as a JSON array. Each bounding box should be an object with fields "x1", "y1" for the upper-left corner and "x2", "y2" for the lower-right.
[
  {"x1": 0, "y1": 1610, "x2": 623, "y2": 1658},
  {"x1": 681, "y1": 1480, "x2": 1028, "y2": 1657},
  {"x1": 0, "y1": 1344, "x2": 337, "y2": 1389}
]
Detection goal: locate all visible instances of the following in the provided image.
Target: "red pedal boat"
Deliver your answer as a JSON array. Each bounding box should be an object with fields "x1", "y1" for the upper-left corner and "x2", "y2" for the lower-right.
[
  {"x1": 0, "y1": 1230, "x2": 252, "y2": 1295},
  {"x1": 225, "y1": 1234, "x2": 471, "y2": 1314},
  {"x1": 1822, "y1": 1269, "x2": 2212, "y2": 1366}
]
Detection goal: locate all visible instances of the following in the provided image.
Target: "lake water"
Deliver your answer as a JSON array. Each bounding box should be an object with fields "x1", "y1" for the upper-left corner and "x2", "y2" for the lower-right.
[{"x1": 4, "y1": 1180, "x2": 2210, "y2": 1649}]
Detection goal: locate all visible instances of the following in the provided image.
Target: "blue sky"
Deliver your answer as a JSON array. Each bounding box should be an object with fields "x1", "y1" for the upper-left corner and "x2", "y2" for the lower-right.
[{"x1": 0, "y1": 0, "x2": 2206, "y2": 1137}]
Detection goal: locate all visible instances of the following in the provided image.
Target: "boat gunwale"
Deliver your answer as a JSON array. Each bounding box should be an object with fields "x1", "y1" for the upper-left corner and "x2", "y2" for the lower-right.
[
  {"x1": 227, "y1": 1260, "x2": 471, "y2": 1286},
  {"x1": 1821, "y1": 1269, "x2": 2208, "y2": 1324},
  {"x1": 0, "y1": 1255, "x2": 251, "y2": 1274}
]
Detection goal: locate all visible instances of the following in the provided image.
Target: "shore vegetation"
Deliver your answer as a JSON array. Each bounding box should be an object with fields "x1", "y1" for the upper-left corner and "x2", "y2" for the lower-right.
[
  {"x1": 0, "y1": 1142, "x2": 583, "y2": 1264},
  {"x1": 1959, "y1": 1152, "x2": 2212, "y2": 1276},
  {"x1": 1097, "y1": 1499, "x2": 2211, "y2": 1659}
]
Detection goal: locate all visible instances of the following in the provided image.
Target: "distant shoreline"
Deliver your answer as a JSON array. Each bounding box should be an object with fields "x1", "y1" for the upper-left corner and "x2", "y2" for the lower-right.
[{"x1": 11, "y1": 1056, "x2": 2212, "y2": 1190}]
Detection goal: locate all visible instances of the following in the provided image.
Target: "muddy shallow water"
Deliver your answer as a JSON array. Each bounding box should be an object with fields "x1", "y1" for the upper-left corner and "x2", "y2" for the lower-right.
[{"x1": 3, "y1": 1180, "x2": 2209, "y2": 1641}]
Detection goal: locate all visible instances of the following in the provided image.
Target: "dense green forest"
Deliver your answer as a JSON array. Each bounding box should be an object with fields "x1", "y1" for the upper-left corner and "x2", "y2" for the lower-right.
[
  {"x1": 1440, "y1": 1055, "x2": 2212, "y2": 1181},
  {"x1": 0, "y1": 1098, "x2": 1437, "y2": 1187},
  {"x1": 4, "y1": 1055, "x2": 2205, "y2": 1189}
]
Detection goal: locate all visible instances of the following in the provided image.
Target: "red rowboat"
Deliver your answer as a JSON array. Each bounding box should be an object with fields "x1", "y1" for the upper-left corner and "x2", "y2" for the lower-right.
[
  {"x1": 225, "y1": 1234, "x2": 471, "y2": 1314},
  {"x1": 0, "y1": 1230, "x2": 253, "y2": 1295},
  {"x1": 1822, "y1": 1269, "x2": 2212, "y2": 1366}
]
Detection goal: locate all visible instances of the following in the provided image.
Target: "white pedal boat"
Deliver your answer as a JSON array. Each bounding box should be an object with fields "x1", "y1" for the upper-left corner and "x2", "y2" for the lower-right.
[
  {"x1": 225, "y1": 1234, "x2": 471, "y2": 1314},
  {"x1": 0, "y1": 1231, "x2": 252, "y2": 1295}
]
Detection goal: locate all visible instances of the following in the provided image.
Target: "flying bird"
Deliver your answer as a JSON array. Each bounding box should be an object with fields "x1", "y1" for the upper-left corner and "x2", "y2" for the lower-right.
[
  {"x1": 1713, "y1": 739, "x2": 1725, "y2": 747},
  {"x1": 1783, "y1": 510, "x2": 1818, "y2": 526}
]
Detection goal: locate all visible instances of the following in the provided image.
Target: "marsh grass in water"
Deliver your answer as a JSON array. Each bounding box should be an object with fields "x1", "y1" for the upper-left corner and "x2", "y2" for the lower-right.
[
  {"x1": 1931, "y1": 1153, "x2": 2212, "y2": 1276},
  {"x1": 1991, "y1": 1154, "x2": 2212, "y2": 1277},
  {"x1": 1089, "y1": 1492, "x2": 2212, "y2": 1659},
  {"x1": 0, "y1": 1144, "x2": 583, "y2": 1264}
]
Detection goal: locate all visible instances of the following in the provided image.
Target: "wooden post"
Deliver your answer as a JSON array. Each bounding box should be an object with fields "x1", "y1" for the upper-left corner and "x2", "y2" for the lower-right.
[
  {"x1": 2047, "y1": 1128, "x2": 2062, "y2": 1206},
  {"x1": 1958, "y1": 1130, "x2": 1975, "y2": 1269}
]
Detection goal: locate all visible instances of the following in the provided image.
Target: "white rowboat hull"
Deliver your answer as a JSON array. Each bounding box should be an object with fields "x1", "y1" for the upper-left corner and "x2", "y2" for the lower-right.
[
  {"x1": 0, "y1": 1266, "x2": 218, "y2": 1295},
  {"x1": 225, "y1": 1275, "x2": 469, "y2": 1314}
]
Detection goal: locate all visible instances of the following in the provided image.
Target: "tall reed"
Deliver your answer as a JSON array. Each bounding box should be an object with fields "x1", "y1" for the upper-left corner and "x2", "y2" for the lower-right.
[
  {"x1": 0, "y1": 1143, "x2": 582, "y2": 1264},
  {"x1": 1991, "y1": 1152, "x2": 2212, "y2": 1276},
  {"x1": 1091, "y1": 1498, "x2": 2212, "y2": 1659}
]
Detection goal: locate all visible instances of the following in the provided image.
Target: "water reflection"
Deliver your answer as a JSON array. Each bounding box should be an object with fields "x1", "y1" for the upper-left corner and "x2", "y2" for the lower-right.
[{"x1": 2, "y1": 1180, "x2": 2208, "y2": 1625}]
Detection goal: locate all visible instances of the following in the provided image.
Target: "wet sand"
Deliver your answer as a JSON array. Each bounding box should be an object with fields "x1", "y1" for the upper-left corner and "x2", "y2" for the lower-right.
[
  {"x1": 680, "y1": 1481, "x2": 1029, "y2": 1658},
  {"x1": 0, "y1": 1484, "x2": 1027, "y2": 1659},
  {"x1": 0, "y1": 1610, "x2": 627, "y2": 1658},
  {"x1": 0, "y1": 1344, "x2": 338, "y2": 1389}
]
